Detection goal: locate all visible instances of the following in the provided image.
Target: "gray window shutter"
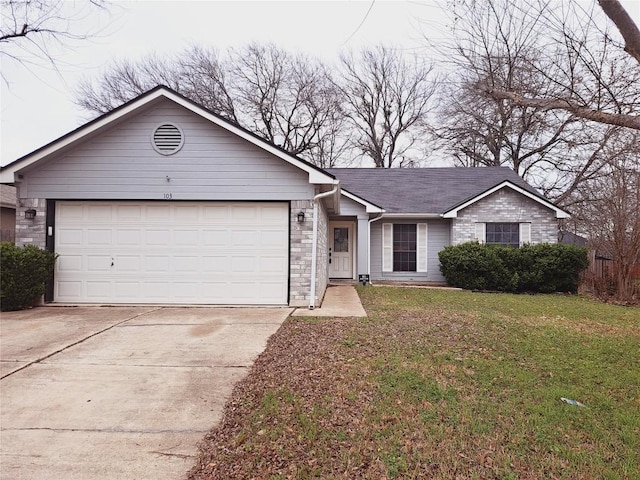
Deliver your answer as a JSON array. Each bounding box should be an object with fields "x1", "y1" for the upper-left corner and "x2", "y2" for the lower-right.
[
  {"x1": 475, "y1": 223, "x2": 486, "y2": 243},
  {"x1": 417, "y1": 223, "x2": 428, "y2": 272},
  {"x1": 382, "y1": 223, "x2": 393, "y2": 272},
  {"x1": 520, "y1": 223, "x2": 531, "y2": 246}
]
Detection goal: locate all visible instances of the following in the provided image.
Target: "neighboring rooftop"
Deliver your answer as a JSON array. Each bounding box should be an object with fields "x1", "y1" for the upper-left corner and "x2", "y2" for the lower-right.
[
  {"x1": 328, "y1": 167, "x2": 542, "y2": 214},
  {"x1": 0, "y1": 184, "x2": 16, "y2": 209}
]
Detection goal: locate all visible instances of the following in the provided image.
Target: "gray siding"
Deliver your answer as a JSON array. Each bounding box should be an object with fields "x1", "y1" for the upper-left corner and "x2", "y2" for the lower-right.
[
  {"x1": 19, "y1": 99, "x2": 314, "y2": 201},
  {"x1": 371, "y1": 218, "x2": 450, "y2": 283},
  {"x1": 338, "y1": 195, "x2": 367, "y2": 216}
]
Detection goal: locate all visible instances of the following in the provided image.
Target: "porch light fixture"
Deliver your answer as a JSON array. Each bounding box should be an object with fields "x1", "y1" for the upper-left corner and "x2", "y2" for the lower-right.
[
  {"x1": 297, "y1": 211, "x2": 305, "y2": 223},
  {"x1": 24, "y1": 209, "x2": 37, "y2": 220}
]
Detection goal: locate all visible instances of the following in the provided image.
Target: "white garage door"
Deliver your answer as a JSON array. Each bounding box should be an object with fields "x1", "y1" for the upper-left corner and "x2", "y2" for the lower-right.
[{"x1": 54, "y1": 201, "x2": 289, "y2": 304}]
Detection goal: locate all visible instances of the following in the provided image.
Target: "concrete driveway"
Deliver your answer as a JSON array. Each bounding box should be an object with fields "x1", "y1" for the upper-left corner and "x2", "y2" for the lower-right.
[{"x1": 0, "y1": 306, "x2": 291, "y2": 479}]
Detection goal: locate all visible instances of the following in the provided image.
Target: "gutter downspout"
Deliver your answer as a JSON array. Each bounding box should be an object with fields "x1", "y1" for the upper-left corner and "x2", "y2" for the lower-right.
[
  {"x1": 309, "y1": 181, "x2": 340, "y2": 309},
  {"x1": 367, "y1": 213, "x2": 385, "y2": 284}
]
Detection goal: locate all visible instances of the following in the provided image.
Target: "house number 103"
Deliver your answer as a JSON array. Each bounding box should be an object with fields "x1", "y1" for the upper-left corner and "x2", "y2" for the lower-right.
[{"x1": 163, "y1": 193, "x2": 172, "y2": 199}]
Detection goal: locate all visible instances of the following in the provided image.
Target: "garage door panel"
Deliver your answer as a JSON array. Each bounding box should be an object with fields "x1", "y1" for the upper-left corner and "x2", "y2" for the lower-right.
[
  {"x1": 114, "y1": 282, "x2": 139, "y2": 298},
  {"x1": 141, "y1": 282, "x2": 170, "y2": 298},
  {"x1": 55, "y1": 202, "x2": 289, "y2": 304},
  {"x1": 57, "y1": 281, "x2": 83, "y2": 298},
  {"x1": 202, "y1": 230, "x2": 228, "y2": 246},
  {"x1": 175, "y1": 230, "x2": 199, "y2": 246},
  {"x1": 58, "y1": 204, "x2": 84, "y2": 221},
  {"x1": 116, "y1": 205, "x2": 142, "y2": 220},
  {"x1": 202, "y1": 205, "x2": 229, "y2": 220},
  {"x1": 261, "y1": 256, "x2": 287, "y2": 273},
  {"x1": 87, "y1": 256, "x2": 111, "y2": 271},
  {"x1": 87, "y1": 204, "x2": 112, "y2": 220},
  {"x1": 144, "y1": 256, "x2": 170, "y2": 272},
  {"x1": 58, "y1": 255, "x2": 82, "y2": 272},
  {"x1": 58, "y1": 229, "x2": 83, "y2": 246},
  {"x1": 116, "y1": 229, "x2": 141, "y2": 245},
  {"x1": 174, "y1": 256, "x2": 200, "y2": 272},
  {"x1": 86, "y1": 281, "x2": 111, "y2": 299},
  {"x1": 232, "y1": 205, "x2": 258, "y2": 221},
  {"x1": 115, "y1": 256, "x2": 140, "y2": 271},
  {"x1": 145, "y1": 229, "x2": 171, "y2": 245},
  {"x1": 201, "y1": 256, "x2": 230, "y2": 272}
]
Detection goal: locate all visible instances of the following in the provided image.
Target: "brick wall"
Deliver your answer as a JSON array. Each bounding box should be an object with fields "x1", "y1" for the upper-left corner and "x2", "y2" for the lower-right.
[
  {"x1": 15, "y1": 198, "x2": 47, "y2": 248},
  {"x1": 289, "y1": 200, "x2": 314, "y2": 306},
  {"x1": 452, "y1": 188, "x2": 559, "y2": 245},
  {"x1": 289, "y1": 199, "x2": 330, "y2": 307}
]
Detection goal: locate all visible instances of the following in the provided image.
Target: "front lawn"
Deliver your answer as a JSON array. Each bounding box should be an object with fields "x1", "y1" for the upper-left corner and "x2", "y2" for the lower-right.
[{"x1": 189, "y1": 288, "x2": 640, "y2": 479}]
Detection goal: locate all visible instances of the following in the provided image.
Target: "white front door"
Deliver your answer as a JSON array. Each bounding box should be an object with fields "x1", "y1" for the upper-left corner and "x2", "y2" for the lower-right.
[{"x1": 329, "y1": 222, "x2": 354, "y2": 279}]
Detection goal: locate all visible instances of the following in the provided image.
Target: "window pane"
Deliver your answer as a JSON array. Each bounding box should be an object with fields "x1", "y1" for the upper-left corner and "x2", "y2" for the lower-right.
[
  {"x1": 393, "y1": 224, "x2": 417, "y2": 271},
  {"x1": 486, "y1": 223, "x2": 519, "y2": 248},
  {"x1": 333, "y1": 227, "x2": 349, "y2": 252}
]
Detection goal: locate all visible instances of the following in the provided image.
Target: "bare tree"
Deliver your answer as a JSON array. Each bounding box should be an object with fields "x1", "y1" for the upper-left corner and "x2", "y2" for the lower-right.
[
  {"x1": 1, "y1": 0, "x2": 108, "y2": 72},
  {"x1": 229, "y1": 43, "x2": 343, "y2": 159},
  {"x1": 337, "y1": 45, "x2": 437, "y2": 168},
  {"x1": 474, "y1": 0, "x2": 640, "y2": 130},
  {"x1": 76, "y1": 53, "x2": 182, "y2": 114},
  {"x1": 434, "y1": 0, "x2": 639, "y2": 197},
  {"x1": 76, "y1": 43, "x2": 346, "y2": 166},
  {"x1": 567, "y1": 137, "x2": 640, "y2": 302},
  {"x1": 77, "y1": 47, "x2": 236, "y2": 120}
]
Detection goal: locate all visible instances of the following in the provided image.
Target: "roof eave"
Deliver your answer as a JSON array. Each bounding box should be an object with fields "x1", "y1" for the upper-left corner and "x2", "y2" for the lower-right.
[
  {"x1": 442, "y1": 181, "x2": 570, "y2": 219},
  {"x1": 340, "y1": 189, "x2": 385, "y2": 214},
  {"x1": 381, "y1": 212, "x2": 442, "y2": 218}
]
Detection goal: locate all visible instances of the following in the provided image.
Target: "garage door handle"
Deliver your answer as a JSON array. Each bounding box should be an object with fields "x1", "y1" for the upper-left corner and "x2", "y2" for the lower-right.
[{"x1": 111, "y1": 258, "x2": 114, "y2": 267}]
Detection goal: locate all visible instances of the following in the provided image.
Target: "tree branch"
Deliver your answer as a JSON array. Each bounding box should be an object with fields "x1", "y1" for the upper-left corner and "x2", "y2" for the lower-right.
[
  {"x1": 481, "y1": 85, "x2": 640, "y2": 130},
  {"x1": 597, "y1": 0, "x2": 640, "y2": 65}
]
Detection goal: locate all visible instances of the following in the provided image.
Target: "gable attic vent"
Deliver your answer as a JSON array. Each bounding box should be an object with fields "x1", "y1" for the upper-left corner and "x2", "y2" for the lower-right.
[{"x1": 152, "y1": 123, "x2": 184, "y2": 155}]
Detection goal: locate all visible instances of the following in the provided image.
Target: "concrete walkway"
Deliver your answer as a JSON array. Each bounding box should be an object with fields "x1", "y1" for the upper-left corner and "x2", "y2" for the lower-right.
[
  {"x1": 292, "y1": 284, "x2": 367, "y2": 317},
  {"x1": 0, "y1": 306, "x2": 290, "y2": 480}
]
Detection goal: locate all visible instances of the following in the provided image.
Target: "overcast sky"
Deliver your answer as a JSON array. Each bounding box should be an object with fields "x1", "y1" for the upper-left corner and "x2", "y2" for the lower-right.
[
  {"x1": 1, "y1": 0, "x2": 447, "y2": 166},
  {"x1": 1, "y1": 0, "x2": 638, "y2": 166}
]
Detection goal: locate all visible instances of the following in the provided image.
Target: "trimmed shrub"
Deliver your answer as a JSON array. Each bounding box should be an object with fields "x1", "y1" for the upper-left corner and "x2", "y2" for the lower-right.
[
  {"x1": 439, "y1": 242, "x2": 588, "y2": 293},
  {"x1": 1, "y1": 243, "x2": 57, "y2": 311}
]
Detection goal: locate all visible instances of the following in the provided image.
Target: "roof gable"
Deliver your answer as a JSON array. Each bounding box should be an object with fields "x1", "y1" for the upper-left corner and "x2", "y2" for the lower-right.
[
  {"x1": 441, "y1": 181, "x2": 570, "y2": 219},
  {"x1": 1, "y1": 86, "x2": 335, "y2": 185},
  {"x1": 328, "y1": 167, "x2": 569, "y2": 218}
]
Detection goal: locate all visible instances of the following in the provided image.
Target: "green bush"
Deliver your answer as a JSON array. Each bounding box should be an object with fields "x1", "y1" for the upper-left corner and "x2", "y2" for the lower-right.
[
  {"x1": 439, "y1": 242, "x2": 588, "y2": 293},
  {"x1": 1, "y1": 243, "x2": 57, "y2": 311}
]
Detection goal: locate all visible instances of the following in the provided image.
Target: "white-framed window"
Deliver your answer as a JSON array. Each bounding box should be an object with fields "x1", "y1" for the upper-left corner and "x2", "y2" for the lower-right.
[
  {"x1": 475, "y1": 222, "x2": 531, "y2": 247},
  {"x1": 382, "y1": 223, "x2": 428, "y2": 273}
]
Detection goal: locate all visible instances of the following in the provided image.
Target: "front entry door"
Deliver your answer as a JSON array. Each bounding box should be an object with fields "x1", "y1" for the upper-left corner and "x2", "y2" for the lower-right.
[{"x1": 329, "y1": 222, "x2": 354, "y2": 279}]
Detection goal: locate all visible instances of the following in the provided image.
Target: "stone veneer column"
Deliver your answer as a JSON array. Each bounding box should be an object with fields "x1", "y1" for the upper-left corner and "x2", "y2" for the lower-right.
[
  {"x1": 15, "y1": 198, "x2": 47, "y2": 248},
  {"x1": 289, "y1": 200, "x2": 314, "y2": 307}
]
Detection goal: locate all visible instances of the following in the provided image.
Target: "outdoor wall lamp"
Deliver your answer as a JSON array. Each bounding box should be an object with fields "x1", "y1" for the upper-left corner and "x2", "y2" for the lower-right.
[
  {"x1": 297, "y1": 211, "x2": 305, "y2": 223},
  {"x1": 24, "y1": 209, "x2": 37, "y2": 220}
]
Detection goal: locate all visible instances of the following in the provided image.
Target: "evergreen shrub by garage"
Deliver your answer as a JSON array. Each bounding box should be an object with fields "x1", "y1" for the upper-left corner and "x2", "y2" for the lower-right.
[
  {"x1": 1, "y1": 243, "x2": 57, "y2": 311},
  {"x1": 438, "y1": 242, "x2": 588, "y2": 293}
]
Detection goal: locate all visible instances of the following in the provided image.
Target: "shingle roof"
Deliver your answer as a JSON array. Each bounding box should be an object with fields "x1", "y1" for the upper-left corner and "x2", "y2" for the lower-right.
[{"x1": 327, "y1": 167, "x2": 543, "y2": 214}]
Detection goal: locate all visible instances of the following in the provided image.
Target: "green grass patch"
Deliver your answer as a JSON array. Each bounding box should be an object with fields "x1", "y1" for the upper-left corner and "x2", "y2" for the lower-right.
[{"x1": 190, "y1": 287, "x2": 640, "y2": 480}]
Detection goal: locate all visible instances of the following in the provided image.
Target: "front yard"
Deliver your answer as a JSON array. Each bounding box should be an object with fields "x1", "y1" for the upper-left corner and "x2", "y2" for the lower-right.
[{"x1": 189, "y1": 287, "x2": 639, "y2": 479}]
